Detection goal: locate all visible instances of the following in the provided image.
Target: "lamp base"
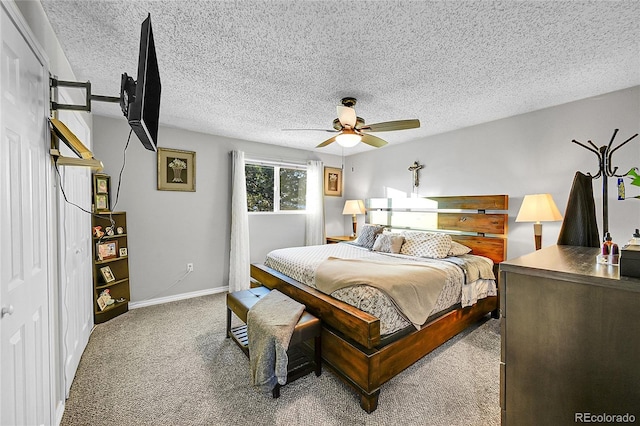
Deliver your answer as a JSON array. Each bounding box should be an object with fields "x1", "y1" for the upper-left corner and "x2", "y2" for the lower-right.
[
  {"x1": 534, "y1": 222, "x2": 542, "y2": 250},
  {"x1": 352, "y1": 215, "x2": 357, "y2": 237}
]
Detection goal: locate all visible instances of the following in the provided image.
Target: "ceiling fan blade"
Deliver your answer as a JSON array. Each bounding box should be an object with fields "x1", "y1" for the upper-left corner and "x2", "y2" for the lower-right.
[
  {"x1": 316, "y1": 134, "x2": 338, "y2": 148},
  {"x1": 360, "y1": 119, "x2": 420, "y2": 132},
  {"x1": 360, "y1": 133, "x2": 388, "y2": 148},
  {"x1": 337, "y1": 105, "x2": 357, "y2": 128}
]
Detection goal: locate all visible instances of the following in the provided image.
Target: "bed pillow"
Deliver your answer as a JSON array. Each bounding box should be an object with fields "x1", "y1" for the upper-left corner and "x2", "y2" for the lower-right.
[
  {"x1": 400, "y1": 232, "x2": 452, "y2": 259},
  {"x1": 353, "y1": 224, "x2": 385, "y2": 249},
  {"x1": 372, "y1": 233, "x2": 405, "y2": 254},
  {"x1": 449, "y1": 241, "x2": 472, "y2": 256}
]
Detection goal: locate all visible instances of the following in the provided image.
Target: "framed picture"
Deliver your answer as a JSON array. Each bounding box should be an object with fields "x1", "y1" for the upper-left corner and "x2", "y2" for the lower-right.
[
  {"x1": 324, "y1": 166, "x2": 343, "y2": 197},
  {"x1": 94, "y1": 173, "x2": 110, "y2": 194},
  {"x1": 99, "y1": 266, "x2": 116, "y2": 283},
  {"x1": 95, "y1": 194, "x2": 109, "y2": 212},
  {"x1": 96, "y1": 240, "x2": 118, "y2": 261},
  {"x1": 157, "y1": 148, "x2": 196, "y2": 192},
  {"x1": 97, "y1": 295, "x2": 110, "y2": 311},
  {"x1": 119, "y1": 247, "x2": 128, "y2": 257}
]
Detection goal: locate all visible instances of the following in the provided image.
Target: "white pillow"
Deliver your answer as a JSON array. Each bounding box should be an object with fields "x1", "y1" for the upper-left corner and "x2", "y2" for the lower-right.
[
  {"x1": 372, "y1": 233, "x2": 405, "y2": 253},
  {"x1": 353, "y1": 224, "x2": 385, "y2": 249},
  {"x1": 400, "y1": 232, "x2": 452, "y2": 259},
  {"x1": 449, "y1": 241, "x2": 472, "y2": 256}
]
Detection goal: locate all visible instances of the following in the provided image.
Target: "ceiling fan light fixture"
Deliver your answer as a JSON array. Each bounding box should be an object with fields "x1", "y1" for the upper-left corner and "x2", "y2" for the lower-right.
[{"x1": 336, "y1": 132, "x2": 361, "y2": 147}]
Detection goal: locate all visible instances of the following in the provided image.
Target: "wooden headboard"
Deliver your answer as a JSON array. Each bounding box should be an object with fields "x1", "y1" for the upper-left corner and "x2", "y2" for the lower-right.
[{"x1": 366, "y1": 194, "x2": 508, "y2": 263}]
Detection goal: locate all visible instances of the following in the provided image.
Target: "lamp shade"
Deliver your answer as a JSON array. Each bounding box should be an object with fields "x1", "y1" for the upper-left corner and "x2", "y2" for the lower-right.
[
  {"x1": 516, "y1": 194, "x2": 563, "y2": 223},
  {"x1": 343, "y1": 199, "x2": 366, "y2": 215}
]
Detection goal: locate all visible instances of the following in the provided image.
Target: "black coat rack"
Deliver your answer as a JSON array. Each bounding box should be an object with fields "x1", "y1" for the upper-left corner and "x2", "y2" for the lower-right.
[{"x1": 572, "y1": 129, "x2": 638, "y2": 238}]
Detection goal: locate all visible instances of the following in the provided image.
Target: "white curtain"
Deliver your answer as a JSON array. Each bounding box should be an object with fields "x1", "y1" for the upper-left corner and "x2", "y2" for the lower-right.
[
  {"x1": 229, "y1": 150, "x2": 250, "y2": 293},
  {"x1": 305, "y1": 160, "x2": 325, "y2": 246}
]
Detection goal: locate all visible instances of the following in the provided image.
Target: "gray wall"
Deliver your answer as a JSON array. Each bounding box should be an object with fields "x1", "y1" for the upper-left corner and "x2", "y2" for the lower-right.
[
  {"x1": 344, "y1": 86, "x2": 640, "y2": 260},
  {"x1": 92, "y1": 116, "x2": 344, "y2": 302},
  {"x1": 94, "y1": 86, "x2": 639, "y2": 303}
]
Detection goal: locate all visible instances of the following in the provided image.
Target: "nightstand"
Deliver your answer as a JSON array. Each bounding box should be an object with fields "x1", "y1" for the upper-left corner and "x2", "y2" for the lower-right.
[{"x1": 326, "y1": 235, "x2": 356, "y2": 244}]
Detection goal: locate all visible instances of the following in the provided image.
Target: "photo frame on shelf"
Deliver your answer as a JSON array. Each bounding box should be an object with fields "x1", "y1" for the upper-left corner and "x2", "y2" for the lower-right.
[
  {"x1": 96, "y1": 240, "x2": 118, "y2": 261},
  {"x1": 97, "y1": 294, "x2": 110, "y2": 311},
  {"x1": 324, "y1": 166, "x2": 343, "y2": 197},
  {"x1": 119, "y1": 247, "x2": 128, "y2": 257},
  {"x1": 99, "y1": 266, "x2": 116, "y2": 283},
  {"x1": 157, "y1": 148, "x2": 196, "y2": 192}
]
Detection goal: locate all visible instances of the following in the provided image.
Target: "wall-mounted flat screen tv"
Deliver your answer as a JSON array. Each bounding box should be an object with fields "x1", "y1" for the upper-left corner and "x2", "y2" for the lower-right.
[{"x1": 120, "y1": 13, "x2": 161, "y2": 151}]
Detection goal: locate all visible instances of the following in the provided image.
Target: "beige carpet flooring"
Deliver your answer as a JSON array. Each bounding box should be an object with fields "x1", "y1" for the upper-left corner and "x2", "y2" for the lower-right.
[{"x1": 61, "y1": 292, "x2": 501, "y2": 425}]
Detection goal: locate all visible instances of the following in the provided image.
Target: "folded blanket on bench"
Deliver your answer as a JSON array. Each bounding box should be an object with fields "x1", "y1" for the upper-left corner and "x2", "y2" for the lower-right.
[{"x1": 247, "y1": 289, "x2": 305, "y2": 393}]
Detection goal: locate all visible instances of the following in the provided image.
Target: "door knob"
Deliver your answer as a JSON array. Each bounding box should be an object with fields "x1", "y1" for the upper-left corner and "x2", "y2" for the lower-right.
[{"x1": 1, "y1": 305, "x2": 14, "y2": 318}]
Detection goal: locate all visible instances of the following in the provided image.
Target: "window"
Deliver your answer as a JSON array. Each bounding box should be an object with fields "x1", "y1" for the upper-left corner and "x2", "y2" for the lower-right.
[{"x1": 245, "y1": 160, "x2": 307, "y2": 212}]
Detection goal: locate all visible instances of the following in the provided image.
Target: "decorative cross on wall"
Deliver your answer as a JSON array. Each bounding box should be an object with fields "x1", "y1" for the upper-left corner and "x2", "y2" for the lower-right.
[{"x1": 408, "y1": 161, "x2": 424, "y2": 190}]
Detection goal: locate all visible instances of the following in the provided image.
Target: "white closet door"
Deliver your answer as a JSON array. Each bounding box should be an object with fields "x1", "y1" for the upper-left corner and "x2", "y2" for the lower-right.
[
  {"x1": 0, "y1": 3, "x2": 53, "y2": 425},
  {"x1": 56, "y1": 89, "x2": 93, "y2": 398}
]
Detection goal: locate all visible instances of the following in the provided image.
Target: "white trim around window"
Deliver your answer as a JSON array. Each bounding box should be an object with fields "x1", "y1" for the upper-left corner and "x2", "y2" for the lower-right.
[{"x1": 245, "y1": 157, "x2": 308, "y2": 214}]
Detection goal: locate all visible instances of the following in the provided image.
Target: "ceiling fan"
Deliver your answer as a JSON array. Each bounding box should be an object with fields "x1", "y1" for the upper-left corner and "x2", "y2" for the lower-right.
[{"x1": 286, "y1": 97, "x2": 420, "y2": 148}]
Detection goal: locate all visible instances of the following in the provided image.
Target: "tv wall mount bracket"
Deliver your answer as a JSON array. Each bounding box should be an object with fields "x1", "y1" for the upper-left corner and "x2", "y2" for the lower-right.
[
  {"x1": 49, "y1": 75, "x2": 135, "y2": 115},
  {"x1": 49, "y1": 77, "x2": 121, "y2": 112}
]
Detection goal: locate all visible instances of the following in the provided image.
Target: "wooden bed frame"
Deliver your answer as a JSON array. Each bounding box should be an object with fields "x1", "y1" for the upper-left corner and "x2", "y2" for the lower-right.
[{"x1": 250, "y1": 195, "x2": 508, "y2": 412}]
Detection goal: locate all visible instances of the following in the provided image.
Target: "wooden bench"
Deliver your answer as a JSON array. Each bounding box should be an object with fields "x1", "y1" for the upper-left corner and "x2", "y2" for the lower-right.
[{"x1": 226, "y1": 286, "x2": 322, "y2": 398}]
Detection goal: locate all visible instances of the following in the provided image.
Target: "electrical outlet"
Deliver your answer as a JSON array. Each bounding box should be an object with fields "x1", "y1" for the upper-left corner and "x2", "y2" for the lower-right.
[{"x1": 187, "y1": 263, "x2": 194, "y2": 272}]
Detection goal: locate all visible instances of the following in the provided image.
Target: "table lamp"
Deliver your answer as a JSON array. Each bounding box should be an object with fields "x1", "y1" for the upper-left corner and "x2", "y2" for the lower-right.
[
  {"x1": 516, "y1": 193, "x2": 563, "y2": 250},
  {"x1": 343, "y1": 200, "x2": 366, "y2": 236}
]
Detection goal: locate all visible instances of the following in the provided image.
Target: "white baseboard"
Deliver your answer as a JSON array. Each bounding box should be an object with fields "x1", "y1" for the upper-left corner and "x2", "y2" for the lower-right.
[
  {"x1": 55, "y1": 400, "x2": 65, "y2": 426},
  {"x1": 129, "y1": 286, "x2": 229, "y2": 309}
]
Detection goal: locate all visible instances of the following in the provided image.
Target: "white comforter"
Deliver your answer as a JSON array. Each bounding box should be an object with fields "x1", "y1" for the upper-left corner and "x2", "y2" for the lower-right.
[{"x1": 264, "y1": 243, "x2": 497, "y2": 335}]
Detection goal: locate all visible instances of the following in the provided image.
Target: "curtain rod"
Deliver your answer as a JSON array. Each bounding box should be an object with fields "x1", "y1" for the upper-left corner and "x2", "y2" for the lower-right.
[{"x1": 244, "y1": 155, "x2": 309, "y2": 168}]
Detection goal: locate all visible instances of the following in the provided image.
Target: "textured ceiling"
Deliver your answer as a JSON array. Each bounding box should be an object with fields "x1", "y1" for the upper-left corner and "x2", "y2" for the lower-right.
[{"x1": 40, "y1": 0, "x2": 640, "y2": 155}]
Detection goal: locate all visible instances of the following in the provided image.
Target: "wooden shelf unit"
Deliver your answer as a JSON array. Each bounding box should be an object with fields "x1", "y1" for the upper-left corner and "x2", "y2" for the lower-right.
[{"x1": 91, "y1": 211, "x2": 130, "y2": 324}]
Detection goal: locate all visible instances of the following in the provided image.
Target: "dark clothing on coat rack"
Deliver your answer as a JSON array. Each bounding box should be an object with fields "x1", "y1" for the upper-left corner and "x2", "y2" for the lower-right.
[{"x1": 557, "y1": 171, "x2": 600, "y2": 247}]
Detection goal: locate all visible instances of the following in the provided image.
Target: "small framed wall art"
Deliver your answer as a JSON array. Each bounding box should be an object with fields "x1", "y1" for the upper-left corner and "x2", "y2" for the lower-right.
[
  {"x1": 95, "y1": 195, "x2": 109, "y2": 212},
  {"x1": 158, "y1": 148, "x2": 196, "y2": 192},
  {"x1": 93, "y1": 173, "x2": 111, "y2": 212},
  {"x1": 324, "y1": 166, "x2": 343, "y2": 197},
  {"x1": 94, "y1": 173, "x2": 110, "y2": 194}
]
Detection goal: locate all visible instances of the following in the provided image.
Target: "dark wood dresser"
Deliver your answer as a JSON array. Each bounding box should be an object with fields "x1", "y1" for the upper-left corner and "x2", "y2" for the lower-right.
[{"x1": 499, "y1": 245, "x2": 640, "y2": 426}]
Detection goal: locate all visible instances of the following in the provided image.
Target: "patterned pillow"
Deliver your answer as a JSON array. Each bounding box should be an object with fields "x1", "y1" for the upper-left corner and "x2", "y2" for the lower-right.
[
  {"x1": 372, "y1": 233, "x2": 405, "y2": 254},
  {"x1": 449, "y1": 241, "x2": 472, "y2": 256},
  {"x1": 400, "y1": 232, "x2": 452, "y2": 259},
  {"x1": 353, "y1": 224, "x2": 385, "y2": 249}
]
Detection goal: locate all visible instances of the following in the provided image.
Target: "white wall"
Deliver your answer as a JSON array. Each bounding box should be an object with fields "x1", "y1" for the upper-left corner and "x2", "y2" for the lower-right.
[
  {"x1": 14, "y1": 1, "x2": 89, "y2": 126},
  {"x1": 92, "y1": 116, "x2": 343, "y2": 302},
  {"x1": 344, "y1": 86, "x2": 640, "y2": 261}
]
